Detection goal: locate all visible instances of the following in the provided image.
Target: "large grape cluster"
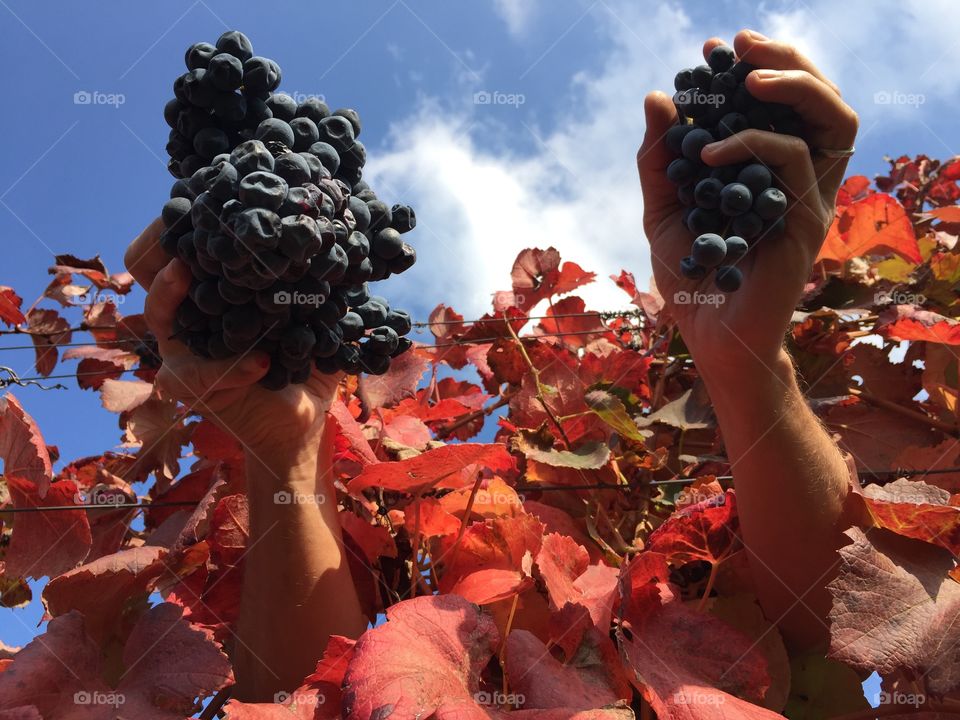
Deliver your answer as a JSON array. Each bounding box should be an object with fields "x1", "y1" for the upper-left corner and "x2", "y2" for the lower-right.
[
  {"x1": 666, "y1": 44, "x2": 801, "y2": 292},
  {"x1": 160, "y1": 31, "x2": 416, "y2": 389}
]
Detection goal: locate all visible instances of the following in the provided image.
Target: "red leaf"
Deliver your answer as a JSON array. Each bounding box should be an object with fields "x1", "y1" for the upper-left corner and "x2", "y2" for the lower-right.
[
  {"x1": 340, "y1": 511, "x2": 397, "y2": 563},
  {"x1": 618, "y1": 571, "x2": 775, "y2": 718},
  {"x1": 42, "y1": 546, "x2": 168, "y2": 644},
  {"x1": 5, "y1": 478, "x2": 91, "y2": 579},
  {"x1": 191, "y1": 419, "x2": 244, "y2": 464},
  {"x1": 49, "y1": 254, "x2": 133, "y2": 294},
  {"x1": 448, "y1": 568, "x2": 533, "y2": 605},
  {"x1": 99, "y1": 378, "x2": 153, "y2": 412},
  {"x1": 121, "y1": 397, "x2": 191, "y2": 485},
  {"x1": 505, "y1": 629, "x2": 630, "y2": 710},
  {"x1": 510, "y1": 248, "x2": 595, "y2": 311},
  {"x1": 0, "y1": 287, "x2": 25, "y2": 327},
  {"x1": 536, "y1": 533, "x2": 618, "y2": 633},
  {"x1": 406, "y1": 498, "x2": 461, "y2": 539},
  {"x1": 828, "y1": 528, "x2": 960, "y2": 694},
  {"x1": 347, "y1": 443, "x2": 513, "y2": 495},
  {"x1": 341, "y1": 594, "x2": 499, "y2": 718},
  {"x1": 305, "y1": 635, "x2": 356, "y2": 686},
  {"x1": 535, "y1": 296, "x2": 612, "y2": 350},
  {"x1": 358, "y1": 349, "x2": 428, "y2": 410},
  {"x1": 877, "y1": 304, "x2": 960, "y2": 345},
  {"x1": 929, "y1": 205, "x2": 960, "y2": 223},
  {"x1": 438, "y1": 513, "x2": 544, "y2": 595},
  {"x1": 25, "y1": 309, "x2": 71, "y2": 377},
  {"x1": 817, "y1": 193, "x2": 921, "y2": 265},
  {"x1": 0, "y1": 603, "x2": 232, "y2": 719},
  {"x1": 0, "y1": 394, "x2": 52, "y2": 494},
  {"x1": 209, "y1": 494, "x2": 249, "y2": 567},
  {"x1": 118, "y1": 603, "x2": 234, "y2": 716},
  {"x1": 646, "y1": 490, "x2": 739, "y2": 566},
  {"x1": 855, "y1": 479, "x2": 960, "y2": 555},
  {"x1": 329, "y1": 400, "x2": 379, "y2": 466}
]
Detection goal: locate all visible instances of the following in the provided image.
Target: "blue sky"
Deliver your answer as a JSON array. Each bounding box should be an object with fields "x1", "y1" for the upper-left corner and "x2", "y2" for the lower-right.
[{"x1": 0, "y1": 0, "x2": 956, "y2": 696}]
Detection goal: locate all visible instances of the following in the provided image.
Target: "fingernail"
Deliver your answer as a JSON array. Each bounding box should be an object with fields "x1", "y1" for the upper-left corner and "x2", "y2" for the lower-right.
[
  {"x1": 753, "y1": 69, "x2": 783, "y2": 79},
  {"x1": 746, "y1": 29, "x2": 769, "y2": 41},
  {"x1": 702, "y1": 141, "x2": 724, "y2": 155}
]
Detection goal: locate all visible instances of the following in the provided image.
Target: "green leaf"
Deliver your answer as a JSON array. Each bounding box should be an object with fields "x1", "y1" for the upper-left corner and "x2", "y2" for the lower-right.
[{"x1": 584, "y1": 389, "x2": 648, "y2": 442}]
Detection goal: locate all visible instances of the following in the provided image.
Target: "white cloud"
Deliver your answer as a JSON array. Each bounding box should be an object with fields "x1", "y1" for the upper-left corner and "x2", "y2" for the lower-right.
[
  {"x1": 492, "y1": 0, "x2": 539, "y2": 36},
  {"x1": 367, "y1": 0, "x2": 959, "y2": 320}
]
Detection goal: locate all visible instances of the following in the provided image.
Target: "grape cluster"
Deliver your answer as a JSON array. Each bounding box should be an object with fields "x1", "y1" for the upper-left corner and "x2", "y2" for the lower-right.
[
  {"x1": 160, "y1": 31, "x2": 416, "y2": 388},
  {"x1": 665, "y1": 44, "x2": 800, "y2": 292}
]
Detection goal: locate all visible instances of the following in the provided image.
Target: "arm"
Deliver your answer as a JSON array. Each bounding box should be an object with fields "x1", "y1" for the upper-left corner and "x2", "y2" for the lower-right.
[
  {"x1": 235, "y1": 425, "x2": 366, "y2": 702},
  {"x1": 637, "y1": 30, "x2": 859, "y2": 649},
  {"x1": 125, "y1": 223, "x2": 366, "y2": 702}
]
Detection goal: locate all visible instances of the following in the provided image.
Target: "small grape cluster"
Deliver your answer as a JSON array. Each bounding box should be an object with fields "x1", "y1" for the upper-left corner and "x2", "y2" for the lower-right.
[
  {"x1": 160, "y1": 31, "x2": 416, "y2": 389},
  {"x1": 665, "y1": 44, "x2": 800, "y2": 292}
]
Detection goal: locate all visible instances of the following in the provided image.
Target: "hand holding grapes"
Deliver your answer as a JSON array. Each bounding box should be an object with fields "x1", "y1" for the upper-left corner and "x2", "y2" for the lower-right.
[
  {"x1": 125, "y1": 219, "x2": 342, "y2": 460},
  {"x1": 638, "y1": 29, "x2": 858, "y2": 371}
]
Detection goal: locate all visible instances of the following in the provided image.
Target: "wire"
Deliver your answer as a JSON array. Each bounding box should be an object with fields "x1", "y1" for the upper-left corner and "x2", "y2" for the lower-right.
[
  {"x1": 6, "y1": 467, "x2": 959, "y2": 513},
  {"x1": 0, "y1": 500, "x2": 200, "y2": 514}
]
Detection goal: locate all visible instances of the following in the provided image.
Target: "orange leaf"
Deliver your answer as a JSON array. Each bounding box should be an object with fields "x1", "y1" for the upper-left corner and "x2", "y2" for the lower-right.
[{"x1": 817, "y1": 193, "x2": 920, "y2": 264}]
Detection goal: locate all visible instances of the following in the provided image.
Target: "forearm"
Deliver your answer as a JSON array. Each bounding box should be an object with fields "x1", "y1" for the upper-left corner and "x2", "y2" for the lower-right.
[
  {"x1": 697, "y1": 348, "x2": 851, "y2": 649},
  {"x1": 234, "y1": 423, "x2": 366, "y2": 702}
]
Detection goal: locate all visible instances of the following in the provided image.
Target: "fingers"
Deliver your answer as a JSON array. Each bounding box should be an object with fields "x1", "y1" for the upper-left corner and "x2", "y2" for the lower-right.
[
  {"x1": 144, "y1": 259, "x2": 193, "y2": 355},
  {"x1": 637, "y1": 91, "x2": 681, "y2": 229},
  {"x1": 733, "y1": 29, "x2": 840, "y2": 96},
  {"x1": 745, "y1": 68, "x2": 858, "y2": 198},
  {"x1": 701, "y1": 130, "x2": 826, "y2": 239},
  {"x1": 125, "y1": 218, "x2": 172, "y2": 290}
]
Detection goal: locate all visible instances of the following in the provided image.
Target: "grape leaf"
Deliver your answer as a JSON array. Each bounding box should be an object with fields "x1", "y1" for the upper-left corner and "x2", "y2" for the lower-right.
[
  {"x1": 536, "y1": 533, "x2": 617, "y2": 634},
  {"x1": 25, "y1": 309, "x2": 71, "y2": 377},
  {"x1": 584, "y1": 390, "x2": 647, "y2": 442},
  {"x1": 509, "y1": 248, "x2": 595, "y2": 312},
  {"x1": 0, "y1": 287, "x2": 25, "y2": 327},
  {"x1": 877, "y1": 304, "x2": 960, "y2": 345},
  {"x1": 42, "y1": 545, "x2": 168, "y2": 644},
  {"x1": 511, "y1": 429, "x2": 610, "y2": 470},
  {"x1": 358, "y1": 348, "x2": 428, "y2": 411},
  {"x1": 4, "y1": 478, "x2": 91, "y2": 579},
  {"x1": 99, "y1": 379, "x2": 153, "y2": 413},
  {"x1": 818, "y1": 192, "x2": 921, "y2": 264},
  {"x1": 827, "y1": 527, "x2": 960, "y2": 694},
  {"x1": 618, "y1": 569, "x2": 775, "y2": 719},
  {"x1": 646, "y1": 490, "x2": 739, "y2": 566},
  {"x1": 340, "y1": 594, "x2": 499, "y2": 718},
  {"x1": 347, "y1": 442, "x2": 513, "y2": 495},
  {"x1": 0, "y1": 394, "x2": 53, "y2": 494},
  {"x1": 854, "y1": 479, "x2": 960, "y2": 554},
  {"x1": 504, "y1": 629, "x2": 630, "y2": 710}
]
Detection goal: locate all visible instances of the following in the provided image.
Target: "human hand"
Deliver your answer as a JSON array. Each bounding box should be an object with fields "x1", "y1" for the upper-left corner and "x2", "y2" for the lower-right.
[
  {"x1": 125, "y1": 218, "x2": 341, "y2": 463},
  {"x1": 637, "y1": 29, "x2": 858, "y2": 373}
]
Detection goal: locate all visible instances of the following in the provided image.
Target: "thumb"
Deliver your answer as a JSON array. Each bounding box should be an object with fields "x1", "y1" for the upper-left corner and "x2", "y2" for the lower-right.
[{"x1": 636, "y1": 91, "x2": 681, "y2": 230}]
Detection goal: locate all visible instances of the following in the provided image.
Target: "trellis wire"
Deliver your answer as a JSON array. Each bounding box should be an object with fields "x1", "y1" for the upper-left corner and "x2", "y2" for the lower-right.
[{"x1": 4, "y1": 467, "x2": 958, "y2": 513}]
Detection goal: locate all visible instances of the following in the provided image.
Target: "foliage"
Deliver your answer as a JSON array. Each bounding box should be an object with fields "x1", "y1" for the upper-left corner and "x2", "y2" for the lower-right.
[{"x1": 0, "y1": 154, "x2": 959, "y2": 718}]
